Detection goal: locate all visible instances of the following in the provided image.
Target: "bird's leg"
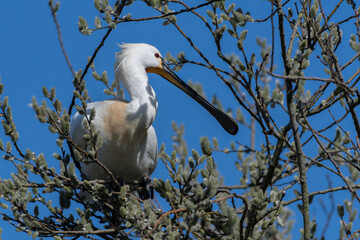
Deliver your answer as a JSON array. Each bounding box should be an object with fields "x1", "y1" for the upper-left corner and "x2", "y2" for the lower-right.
[
  {"x1": 115, "y1": 177, "x2": 125, "y2": 190},
  {"x1": 139, "y1": 175, "x2": 153, "y2": 200},
  {"x1": 105, "y1": 176, "x2": 124, "y2": 192}
]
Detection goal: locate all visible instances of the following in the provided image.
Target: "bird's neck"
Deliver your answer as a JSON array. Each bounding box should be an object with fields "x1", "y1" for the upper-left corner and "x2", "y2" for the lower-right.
[
  {"x1": 116, "y1": 62, "x2": 158, "y2": 131},
  {"x1": 128, "y1": 83, "x2": 158, "y2": 131}
]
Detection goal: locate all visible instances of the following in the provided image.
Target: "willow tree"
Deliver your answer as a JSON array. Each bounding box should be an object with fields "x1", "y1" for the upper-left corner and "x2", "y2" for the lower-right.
[{"x1": 0, "y1": 0, "x2": 359, "y2": 239}]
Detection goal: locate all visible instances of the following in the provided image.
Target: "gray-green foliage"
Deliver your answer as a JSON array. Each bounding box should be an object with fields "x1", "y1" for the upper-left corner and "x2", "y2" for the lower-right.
[{"x1": 0, "y1": 0, "x2": 360, "y2": 239}]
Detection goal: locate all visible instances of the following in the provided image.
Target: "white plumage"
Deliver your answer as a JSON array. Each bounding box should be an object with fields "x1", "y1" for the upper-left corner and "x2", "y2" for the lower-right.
[
  {"x1": 70, "y1": 43, "x2": 238, "y2": 193},
  {"x1": 71, "y1": 44, "x2": 160, "y2": 182}
]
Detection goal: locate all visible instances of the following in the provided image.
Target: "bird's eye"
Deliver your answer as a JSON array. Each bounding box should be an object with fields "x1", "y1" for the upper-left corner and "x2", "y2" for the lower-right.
[{"x1": 154, "y1": 53, "x2": 160, "y2": 58}]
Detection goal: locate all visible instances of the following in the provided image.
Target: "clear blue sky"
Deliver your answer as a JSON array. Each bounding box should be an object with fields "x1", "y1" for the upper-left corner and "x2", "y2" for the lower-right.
[{"x1": 0, "y1": 0, "x2": 358, "y2": 239}]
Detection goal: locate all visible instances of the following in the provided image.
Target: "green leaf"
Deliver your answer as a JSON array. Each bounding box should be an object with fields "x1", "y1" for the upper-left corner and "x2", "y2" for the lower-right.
[
  {"x1": 50, "y1": 87, "x2": 56, "y2": 100},
  {"x1": 92, "y1": 72, "x2": 102, "y2": 81},
  {"x1": 33, "y1": 205, "x2": 39, "y2": 217},
  {"x1": 240, "y1": 30, "x2": 248, "y2": 41},
  {"x1": 350, "y1": 39, "x2": 360, "y2": 52},
  {"x1": 78, "y1": 17, "x2": 92, "y2": 35},
  {"x1": 262, "y1": 219, "x2": 270, "y2": 230},
  {"x1": 109, "y1": 22, "x2": 116, "y2": 29},
  {"x1": 102, "y1": 71, "x2": 109, "y2": 84},
  {"x1": 337, "y1": 205, "x2": 344, "y2": 217},
  {"x1": 42, "y1": 86, "x2": 49, "y2": 98},
  {"x1": 299, "y1": 39, "x2": 307, "y2": 51},
  {"x1": 95, "y1": 16, "x2": 102, "y2": 28},
  {"x1": 228, "y1": 3, "x2": 235, "y2": 12},
  {"x1": 177, "y1": 52, "x2": 185, "y2": 62},
  {"x1": 288, "y1": 8, "x2": 293, "y2": 18},
  {"x1": 249, "y1": 53, "x2": 256, "y2": 66},
  {"x1": 310, "y1": 5, "x2": 317, "y2": 18},
  {"x1": 162, "y1": 20, "x2": 171, "y2": 26},
  {"x1": 303, "y1": 49, "x2": 312, "y2": 59},
  {"x1": 78, "y1": 16, "x2": 88, "y2": 29},
  {"x1": 0, "y1": 139, "x2": 3, "y2": 149},
  {"x1": 60, "y1": 191, "x2": 71, "y2": 209},
  {"x1": 94, "y1": 0, "x2": 101, "y2": 11},
  {"x1": 206, "y1": 10, "x2": 215, "y2": 19},
  {"x1": 52, "y1": 2, "x2": 60, "y2": 14},
  {"x1": 68, "y1": 161, "x2": 75, "y2": 176},
  {"x1": 32, "y1": 231, "x2": 39, "y2": 240},
  {"x1": 350, "y1": 208, "x2": 357, "y2": 222},
  {"x1": 0, "y1": 83, "x2": 4, "y2": 95},
  {"x1": 293, "y1": 189, "x2": 301, "y2": 197},
  {"x1": 0, "y1": 203, "x2": 8, "y2": 209},
  {"x1": 2, "y1": 96, "x2": 8, "y2": 108},
  {"x1": 54, "y1": 99, "x2": 62, "y2": 112},
  {"x1": 188, "y1": 157, "x2": 195, "y2": 169},
  {"x1": 105, "y1": 11, "x2": 112, "y2": 24},
  {"x1": 302, "y1": 59, "x2": 310, "y2": 69},
  {"x1": 200, "y1": 137, "x2": 212, "y2": 156},
  {"x1": 82, "y1": 89, "x2": 89, "y2": 101},
  {"x1": 191, "y1": 149, "x2": 199, "y2": 161},
  {"x1": 165, "y1": 179, "x2": 172, "y2": 192},
  {"x1": 6, "y1": 141, "x2": 11, "y2": 152}
]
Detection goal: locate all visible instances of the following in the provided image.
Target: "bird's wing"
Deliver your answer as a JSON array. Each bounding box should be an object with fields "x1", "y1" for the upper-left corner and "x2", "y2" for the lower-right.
[{"x1": 143, "y1": 126, "x2": 158, "y2": 176}]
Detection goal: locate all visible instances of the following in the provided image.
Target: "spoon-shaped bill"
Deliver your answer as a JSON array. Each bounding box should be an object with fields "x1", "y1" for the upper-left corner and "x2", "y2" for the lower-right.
[{"x1": 147, "y1": 61, "x2": 238, "y2": 135}]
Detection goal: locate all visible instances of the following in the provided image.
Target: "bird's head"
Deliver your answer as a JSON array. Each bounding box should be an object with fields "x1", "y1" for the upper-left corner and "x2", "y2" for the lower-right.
[
  {"x1": 115, "y1": 43, "x2": 187, "y2": 95},
  {"x1": 115, "y1": 43, "x2": 162, "y2": 70},
  {"x1": 115, "y1": 43, "x2": 239, "y2": 135}
]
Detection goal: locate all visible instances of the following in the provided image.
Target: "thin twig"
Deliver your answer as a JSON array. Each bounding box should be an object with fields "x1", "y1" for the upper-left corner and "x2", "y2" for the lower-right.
[
  {"x1": 300, "y1": 110, "x2": 360, "y2": 202},
  {"x1": 277, "y1": 0, "x2": 311, "y2": 238},
  {"x1": 49, "y1": 1, "x2": 75, "y2": 77},
  {"x1": 267, "y1": 71, "x2": 336, "y2": 82}
]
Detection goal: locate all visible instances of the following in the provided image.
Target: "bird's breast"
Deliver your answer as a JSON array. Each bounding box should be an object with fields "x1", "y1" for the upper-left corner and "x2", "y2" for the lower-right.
[
  {"x1": 101, "y1": 101, "x2": 135, "y2": 148},
  {"x1": 99, "y1": 100, "x2": 154, "y2": 149}
]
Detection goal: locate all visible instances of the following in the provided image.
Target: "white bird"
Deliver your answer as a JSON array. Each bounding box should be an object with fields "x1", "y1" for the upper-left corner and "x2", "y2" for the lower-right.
[{"x1": 70, "y1": 43, "x2": 238, "y2": 198}]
